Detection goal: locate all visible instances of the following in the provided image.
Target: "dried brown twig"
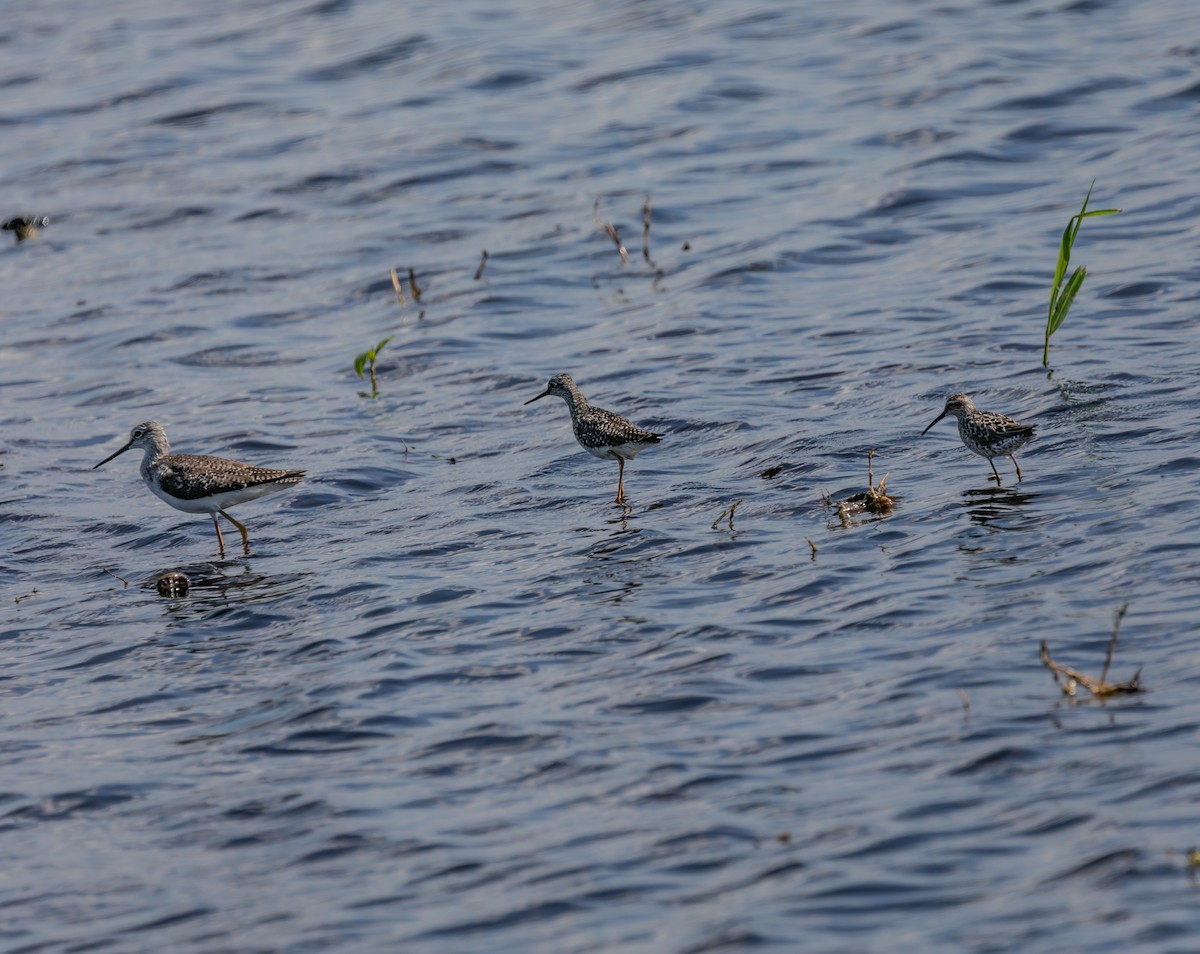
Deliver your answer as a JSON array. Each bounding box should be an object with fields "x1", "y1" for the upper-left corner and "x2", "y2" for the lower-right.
[
  {"x1": 1040, "y1": 603, "x2": 1142, "y2": 698},
  {"x1": 593, "y1": 197, "x2": 629, "y2": 266},
  {"x1": 711, "y1": 499, "x2": 743, "y2": 531},
  {"x1": 408, "y1": 267, "x2": 422, "y2": 303},
  {"x1": 389, "y1": 267, "x2": 404, "y2": 305}
]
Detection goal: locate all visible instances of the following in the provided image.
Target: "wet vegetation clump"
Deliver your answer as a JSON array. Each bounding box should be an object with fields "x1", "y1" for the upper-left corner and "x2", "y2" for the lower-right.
[{"x1": 825, "y1": 449, "x2": 895, "y2": 526}]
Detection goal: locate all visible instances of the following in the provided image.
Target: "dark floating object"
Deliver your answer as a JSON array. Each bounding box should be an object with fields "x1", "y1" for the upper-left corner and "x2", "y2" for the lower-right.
[
  {"x1": 156, "y1": 572, "x2": 190, "y2": 597},
  {"x1": 921, "y1": 392, "x2": 1035, "y2": 485},
  {"x1": 760, "y1": 465, "x2": 784, "y2": 479},
  {"x1": 93, "y1": 420, "x2": 304, "y2": 556},
  {"x1": 525, "y1": 372, "x2": 661, "y2": 505},
  {"x1": 641, "y1": 196, "x2": 654, "y2": 265},
  {"x1": 474, "y1": 249, "x2": 488, "y2": 281},
  {"x1": 3, "y1": 215, "x2": 49, "y2": 242}
]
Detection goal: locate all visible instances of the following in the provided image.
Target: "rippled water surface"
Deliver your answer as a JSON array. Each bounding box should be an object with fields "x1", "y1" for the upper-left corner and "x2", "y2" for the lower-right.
[{"x1": 5, "y1": 0, "x2": 1200, "y2": 950}]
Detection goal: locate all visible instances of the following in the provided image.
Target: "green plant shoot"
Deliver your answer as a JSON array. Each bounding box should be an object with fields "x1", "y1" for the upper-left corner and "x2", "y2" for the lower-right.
[
  {"x1": 1043, "y1": 181, "x2": 1120, "y2": 368},
  {"x1": 354, "y1": 335, "x2": 394, "y2": 397}
]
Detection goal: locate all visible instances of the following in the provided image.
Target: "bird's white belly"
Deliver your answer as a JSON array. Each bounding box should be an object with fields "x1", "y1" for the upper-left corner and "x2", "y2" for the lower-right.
[
  {"x1": 145, "y1": 479, "x2": 281, "y2": 514},
  {"x1": 585, "y1": 443, "x2": 647, "y2": 461}
]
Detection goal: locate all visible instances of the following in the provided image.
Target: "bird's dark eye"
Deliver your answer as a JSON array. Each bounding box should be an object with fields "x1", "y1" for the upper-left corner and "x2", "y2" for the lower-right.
[{"x1": 133, "y1": 429, "x2": 144, "y2": 437}]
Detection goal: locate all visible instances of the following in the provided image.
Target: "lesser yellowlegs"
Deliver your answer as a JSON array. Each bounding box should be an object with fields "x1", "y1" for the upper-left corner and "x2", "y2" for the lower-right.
[
  {"x1": 93, "y1": 421, "x2": 304, "y2": 555},
  {"x1": 3, "y1": 216, "x2": 49, "y2": 243},
  {"x1": 922, "y1": 393, "x2": 1035, "y2": 485},
  {"x1": 524, "y1": 373, "x2": 662, "y2": 504}
]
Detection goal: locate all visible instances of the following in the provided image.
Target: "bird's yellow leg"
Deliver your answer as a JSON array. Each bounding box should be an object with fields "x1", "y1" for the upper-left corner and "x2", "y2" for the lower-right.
[{"x1": 220, "y1": 510, "x2": 251, "y2": 553}]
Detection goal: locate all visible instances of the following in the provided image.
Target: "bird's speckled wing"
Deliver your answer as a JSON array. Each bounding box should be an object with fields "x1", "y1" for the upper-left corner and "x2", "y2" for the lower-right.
[
  {"x1": 158, "y1": 453, "x2": 305, "y2": 500},
  {"x1": 574, "y1": 406, "x2": 661, "y2": 450}
]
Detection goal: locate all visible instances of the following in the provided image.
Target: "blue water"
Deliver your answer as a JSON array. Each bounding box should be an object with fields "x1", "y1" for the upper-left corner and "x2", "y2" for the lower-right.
[{"x1": 4, "y1": 1, "x2": 1200, "y2": 951}]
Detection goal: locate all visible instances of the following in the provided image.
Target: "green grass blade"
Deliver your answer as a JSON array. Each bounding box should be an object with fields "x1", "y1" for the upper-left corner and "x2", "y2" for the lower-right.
[
  {"x1": 376, "y1": 335, "x2": 394, "y2": 354},
  {"x1": 1047, "y1": 266, "x2": 1087, "y2": 337},
  {"x1": 1051, "y1": 222, "x2": 1073, "y2": 310},
  {"x1": 354, "y1": 352, "x2": 369, "y2": 378}
]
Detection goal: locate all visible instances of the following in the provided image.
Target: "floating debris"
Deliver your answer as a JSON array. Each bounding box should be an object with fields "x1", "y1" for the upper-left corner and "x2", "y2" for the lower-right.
[
  {"x1": 156, "y1": 572, "x2": 190, "y2": 598},
  {"x1": 474, "y1": 249, "x2": 489, "y2": 281},
  {"x1": 826, "y1": 450, "x2": 895, "y2": 525},
  {"x1": 408, "y1": 267, "x2": 422, "y2": 303},
  {"x1": 389, "y1": 267, "x2": 404, "y2": 305},
  {"x1": 3, "y1": 215, "x2": 49, "y2": 242},
  {"x1": 760, "y1": 465, "x2": 784, "y2": 479},
  {"x1": 1040, "y1": 603, "x2": 1143, "y2": 698}
]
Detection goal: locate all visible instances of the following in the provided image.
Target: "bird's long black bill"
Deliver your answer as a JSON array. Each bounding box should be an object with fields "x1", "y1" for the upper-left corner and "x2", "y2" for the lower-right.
[
  {"x1": 920, "y1": 411, "x2": 947, "y2": 437},
  {"x1": 93, "y1": 441, "x2": 133, "y2": 469},
  {"x1": 524, "y1": 389, "x2": 550, "y2": 405}
]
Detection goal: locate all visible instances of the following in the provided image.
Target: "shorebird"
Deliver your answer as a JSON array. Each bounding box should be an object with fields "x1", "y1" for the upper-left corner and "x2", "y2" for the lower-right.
[
  {"x1": 3, "y1": 216, "x2": 49, "y2": 243},
  {"x1": 524, "y1": 373, "x2": 662, "y2": 504},
  {"x1": 93, "y1": 421, "x2": 304, "y2": 554},
  {"x1": 922, "y1": 393, "x2": 1035, "y2": 485}
]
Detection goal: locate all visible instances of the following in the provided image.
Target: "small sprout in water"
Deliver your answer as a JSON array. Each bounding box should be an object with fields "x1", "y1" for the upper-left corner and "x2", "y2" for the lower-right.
[
  {"x1": 1043, "y1": 180, "x2": 1121, "y2": 369},
  {"x1": 354, "y1": 335, "x2": 394, "y2": 398}
]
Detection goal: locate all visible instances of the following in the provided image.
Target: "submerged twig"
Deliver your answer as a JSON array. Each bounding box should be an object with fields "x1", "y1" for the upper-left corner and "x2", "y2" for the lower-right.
[
  {"x1": 711, "y1": 499, "x2": 743, "y2": 531},
  {"x1": 806, "y1": 538, "x2": 817, "y2": 559},
  {"x1": 1040, "y1": 604, "x2": 1142, "y2": 698},
  {"x1": 100, "y1": 566, "x2": 129, "y2": 587},
  {"x1": 408, "y1": 267, "x2": 422, "y2": 303},
  {"x1": 474, "y1": 249, "x2": 489, "y2": 281},
  {"x1": 642, "y1": 195, "x2": 653, "y2": 265}
]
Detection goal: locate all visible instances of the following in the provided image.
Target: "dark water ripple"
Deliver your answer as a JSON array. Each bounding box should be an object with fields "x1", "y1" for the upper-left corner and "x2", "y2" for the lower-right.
[{"x1": 4, "y1": 0, "x2": 1200, "y2": 951}]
